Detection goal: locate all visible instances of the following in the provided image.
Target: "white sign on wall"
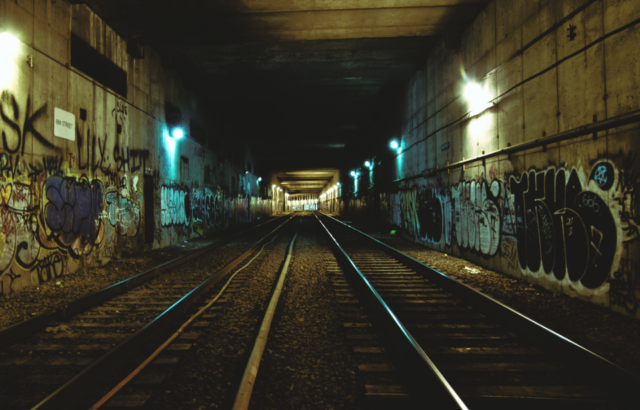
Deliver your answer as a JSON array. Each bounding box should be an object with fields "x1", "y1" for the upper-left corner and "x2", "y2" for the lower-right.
[{"x1": 54, "y1": 108, "x2": 75, "y2": 141}]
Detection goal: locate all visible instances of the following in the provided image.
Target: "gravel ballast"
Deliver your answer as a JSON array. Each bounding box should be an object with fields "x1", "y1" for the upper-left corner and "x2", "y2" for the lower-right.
[{"x1": 366, "y1": 229, "x2": 640, "y2": 374}]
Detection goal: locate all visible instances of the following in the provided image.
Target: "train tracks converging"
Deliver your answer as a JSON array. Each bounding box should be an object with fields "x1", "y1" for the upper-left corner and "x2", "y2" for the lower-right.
[
  {"x1": 315, "y1": 212, "x2": 640, "y2": 409},
  {"x1": 1, "y1": 211, "x2": 638, "y2": 409},
  {"x1": 0, "y1": 214, "x2": 295, "y2": 410}
]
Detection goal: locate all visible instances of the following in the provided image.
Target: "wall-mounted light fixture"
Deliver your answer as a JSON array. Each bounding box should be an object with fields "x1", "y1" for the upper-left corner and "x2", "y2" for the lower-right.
[
  {"x1": 258, "y1": 177, "x2": 262, "y2": 182},
  {"x1": 464, "y1": 81, "x2": 493, "y2": 116},
  {"x1": 0, "y1": 32, "x2": 20, "y2": 56},
  {"x1": 390, "y1": 139, "x2": 402, "y2": 154},
  {"x1": 171, "y1": 127, "x2": 184, "y2": 139}
]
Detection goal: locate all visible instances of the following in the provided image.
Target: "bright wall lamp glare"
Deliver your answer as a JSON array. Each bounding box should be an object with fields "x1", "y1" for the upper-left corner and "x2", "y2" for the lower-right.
[
  {"x1": 170, "y1": 127, "x2": 185, "y2": 139},
  {"x1": 350, "y1": 171, "x2": 356, "y2": 177},
  {"x1": 464, "y1": 81, "x2": 493, "y2": 116},
  {"x1": 364, "y1": 161, "x2": 371, "y2": 167},
  {"x1": 258, "y1": 177, "x2": 262, "y2": 182},
  {"x1": 0, "y1": 33, "x2": 21, "y2": 56},
  {"x1": 390, "y1": 140, "x2": 399, "y2": 150}
]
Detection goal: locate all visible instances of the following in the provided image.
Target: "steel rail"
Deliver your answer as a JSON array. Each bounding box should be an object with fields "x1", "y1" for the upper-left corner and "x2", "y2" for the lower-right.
[
  {"x1": 30, "y1": 215, "x2": 295, "y2": 410},
  {"x1": 232, "y1": 230, "x2": 299, "y2": 410},
  {"x1": 318, "y1": 212, "x2": 640, "y2": 407},
  {"x1": 313, "y1": 212, "x2": 468, "y2": 409},
  {"x1": 0, "y1": 214, "x2": 288, "y2": 348}
]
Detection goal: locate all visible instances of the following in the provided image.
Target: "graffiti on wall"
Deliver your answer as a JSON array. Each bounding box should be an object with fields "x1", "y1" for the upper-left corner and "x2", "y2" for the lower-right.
[
  {"x1": 391, "y1": 159, "x2": 638, "y2": 300},
  {"x1": 0, "y1": 89, "x2": 262, "y2": 295},
  {"x1": 161, "y1": 185, "x2": 227, "y2": 231}
]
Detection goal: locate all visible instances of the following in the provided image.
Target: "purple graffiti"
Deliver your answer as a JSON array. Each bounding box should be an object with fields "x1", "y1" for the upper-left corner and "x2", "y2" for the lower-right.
[{"x1": 44, "y1": 176, "x2": 105, "y2": 255}]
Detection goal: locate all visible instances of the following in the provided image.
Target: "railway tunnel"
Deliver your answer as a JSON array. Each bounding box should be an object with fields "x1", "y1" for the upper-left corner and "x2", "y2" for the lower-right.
[{"x1": 0, "y1": 0, "x2": 639, "y2": 408}]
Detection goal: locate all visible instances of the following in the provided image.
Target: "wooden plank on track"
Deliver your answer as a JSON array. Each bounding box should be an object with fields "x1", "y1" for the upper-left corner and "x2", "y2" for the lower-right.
[
  {"x1": 406, "y1": 323, "x2": 501, "y2": 329},
  {"x1": 416, "y1": 333, "x2": 513, "y2": 340},
  {"x1": 365, "y1": 385, "x2": 409, "y2": 399},
  {"x1": 130, "y1": 373, "x2": 167, "y2": 385},
  {"x1": 105, "y1": 394, "x2": 151, "y2": 407},
  {"x1": 354, "y1": 347, "x2": 384, "y2": 354},
  {"x1": 358, "y1": 363, "x2": 393, "y2": 372},
  {"x1": 457, "y1": 385, "x2": 605, "y2": 398},
  {"x1": 423, "y1": 347, "x2": 536, "y2": 355},
  {"x1": 11, "y1": 344, "x2": 112, "y2": 351},
  {"x1": 439, "y1": 363, "x2": 564, "y2": 372}
]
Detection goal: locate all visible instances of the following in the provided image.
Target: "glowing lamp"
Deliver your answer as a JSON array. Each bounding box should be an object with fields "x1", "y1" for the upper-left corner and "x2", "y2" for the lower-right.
[
  {"x1": 258, "y1": 177, "x2": 262, "y2": 182},
  {"x1": 0, "y1": 33, "x2": 20, "y2": 56},
  {"x1": 171, "y1": 127, "x2": 184, "y2": 139},
  {"x1": 464, "y1": 81, "x2": 493, "y2": 116},
  {"x1": 337, "y1": 182, "x2": 341, "y2": 186},
  {"x1": 397, "y1": 147, "x2": 402, "y2": 154},
  {"x1": 390, "y1": 140, "x2": 399, "y2": 150},
  {"x1": 350, "y1": 171, "x2": 356, "y2": 177},
  {"x1": 365, "y1": 161, "x2": 371, "y2": 167}
]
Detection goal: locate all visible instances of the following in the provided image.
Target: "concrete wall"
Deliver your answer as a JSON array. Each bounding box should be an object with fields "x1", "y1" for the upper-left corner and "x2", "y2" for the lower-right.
[
  {"x1": 0, "y1": 0, "x2": 270, "y2": 294},
  {"x1": 345, "y1": 0, "x2": 640, "y2": 319}
]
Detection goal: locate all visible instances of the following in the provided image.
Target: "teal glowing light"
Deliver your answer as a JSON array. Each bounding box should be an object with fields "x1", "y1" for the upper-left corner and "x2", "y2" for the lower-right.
[
  {"x1": 365, "y1": 161, "x2": 371, "y2": 167},
  {"x1": 162, "y1": 126, "x2": 178, "y2": 179},
  {"x1": 171, "y1": 127, "x2": 184, "y2": 139},
  {"x1": 390, "y1": 140, "x2": 399, "y2": 149},
  {"x1": 350, "y1": 171, "x2": 356, "y2": 177},
  {"x1": 258, "y1": 177, "x2": 262, "y2": 182},
  {"x1": 337, "y1": 182, "x2": 340, "y2": 186},
  {"x1": 397, "y1": 147, "x2": 402, "y2": 154}
]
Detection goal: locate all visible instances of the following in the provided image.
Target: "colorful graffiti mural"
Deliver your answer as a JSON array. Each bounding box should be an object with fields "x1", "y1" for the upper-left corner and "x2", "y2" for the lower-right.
[
  {"x1": 161, "y1": 185, "x2": 228, "y2": 232},
  {"x1": 390, "y1": 159, "x2": 638, "y2": 305},
  {"x1": 0, "y1": 87, "x2": 267, "y2": 295}
]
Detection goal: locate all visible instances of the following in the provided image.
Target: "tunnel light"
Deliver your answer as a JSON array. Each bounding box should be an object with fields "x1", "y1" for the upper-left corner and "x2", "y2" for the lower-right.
[
  {"x1": 337, "y1": 182, "x2": 341, "y2": 186},
  {"x1": 245, "y1": 170, "x2": 249, "y2": 174},
  {"x1": 464, "y1": 81, "x2": 493, "y2": 116},
  {"x1": 258, "y1": 177, "x2": 262, "y2": 182},
  {"x1": 350, "y1": 171, "x2": 356, "y2": 177},
  {"x1": 365, "y1": 161, "x2": 371, "y2": 168},
  {"x1": 171, "y1": 127, "x2": 184, "y2": 139},
  {"x1": 0, "y1": 33, "x2": 20, "y2": 56},
  {"x1": 397, "y1": 147, "x2": 402, "y2": 154},
  {"x1": 390, "y1": 140, "x2": 399, "y2": 150}
]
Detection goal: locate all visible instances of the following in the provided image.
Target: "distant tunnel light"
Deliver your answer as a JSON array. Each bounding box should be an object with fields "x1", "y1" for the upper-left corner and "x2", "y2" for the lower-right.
[
  {"x1": 171, "y1": 127, "x2": 184, "y2": 139},
  {"x1": 258, "y1": 177, "x2": 262, "y2": 182},
  {"x1": 364, "y1": 161, "x2": 371, "y2": 168},
  {"x1": 397, "y1": 147, "x2": 402, "y2": 154},
  {"x1": 350, "y1": 171, "x2": 356, "y2": 177},
  {"x1": 0, "y1": 33, "x2": 20, "y2": 56},
  {"x1": 390, "y1": 140, "x2": 399, "y2": 150}
]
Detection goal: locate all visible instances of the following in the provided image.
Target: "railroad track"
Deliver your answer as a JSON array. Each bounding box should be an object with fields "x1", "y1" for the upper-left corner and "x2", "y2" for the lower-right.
[
  {"x1": 0, "y1": 214, "x2": 293, "y2": 410},
  {"x1": 315, "y1": 212, "x2": 640, "y2": 409}
]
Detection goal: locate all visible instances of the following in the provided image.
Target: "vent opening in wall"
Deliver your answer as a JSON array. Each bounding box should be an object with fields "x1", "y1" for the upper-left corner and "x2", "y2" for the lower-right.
[{"x1": 71, "y1": 34, "x2": 128, "y2": 97}]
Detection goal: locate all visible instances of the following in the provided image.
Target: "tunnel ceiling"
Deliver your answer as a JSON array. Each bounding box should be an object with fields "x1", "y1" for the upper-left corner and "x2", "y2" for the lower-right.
[
  {"x1": 272, "y1": 169, "x2": 339, "y2": 195},
  {"x1": 78, "y1": 0, "x2": 489, "y2": 191}
]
